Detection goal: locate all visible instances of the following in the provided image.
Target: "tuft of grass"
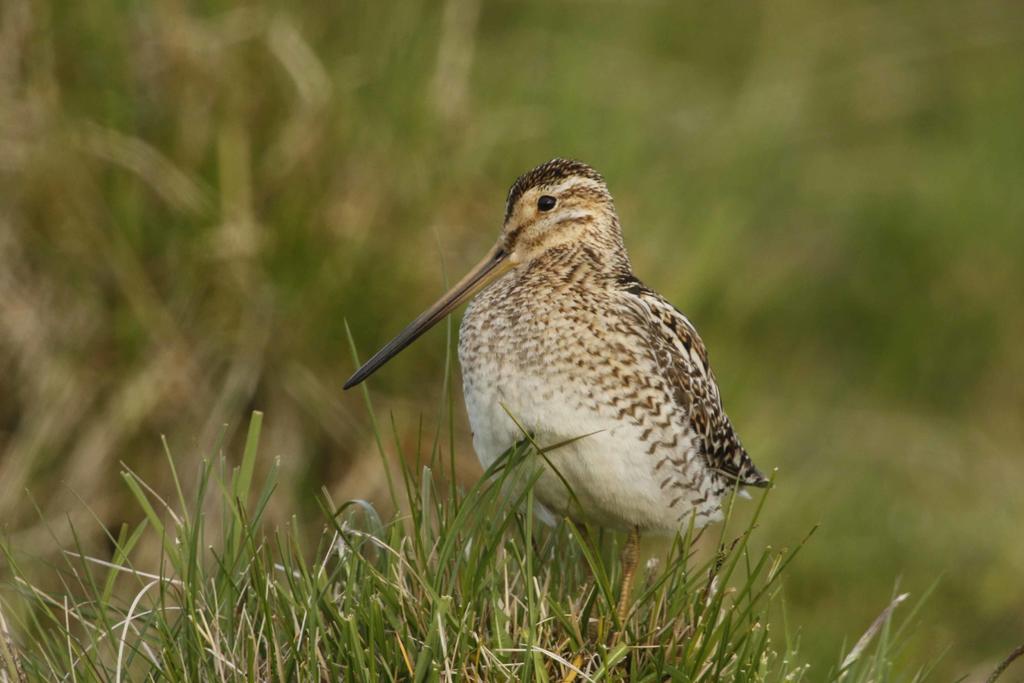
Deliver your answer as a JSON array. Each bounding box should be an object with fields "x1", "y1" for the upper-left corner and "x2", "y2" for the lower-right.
[{"x1": 1, "y1": 409, "x2": 929, "y2": 681}]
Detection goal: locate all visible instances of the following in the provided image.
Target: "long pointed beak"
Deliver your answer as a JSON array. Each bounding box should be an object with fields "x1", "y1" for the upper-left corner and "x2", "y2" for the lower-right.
[{"x1": 343, "y1": 242, "x2": 513, "y2": 390}]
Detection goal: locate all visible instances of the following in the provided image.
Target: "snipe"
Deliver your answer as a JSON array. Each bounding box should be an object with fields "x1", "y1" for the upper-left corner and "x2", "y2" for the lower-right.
[{"x1": 344, "y1": 159, "x2": 768, "y2": 621}]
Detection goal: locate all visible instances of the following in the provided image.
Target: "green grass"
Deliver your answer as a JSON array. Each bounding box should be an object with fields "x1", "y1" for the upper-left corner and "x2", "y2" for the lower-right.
[{"x1": 0, "y1": 411, "x2": 932, "y2": 681}]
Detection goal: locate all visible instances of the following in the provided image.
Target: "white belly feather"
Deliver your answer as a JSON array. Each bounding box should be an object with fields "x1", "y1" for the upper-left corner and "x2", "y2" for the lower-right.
[
  {"x1": 457, "y1": 273, "x2": 727, "y2": 532},
  {"x1": 461, "y1": 357, "x2": 720, "y2": 533}
]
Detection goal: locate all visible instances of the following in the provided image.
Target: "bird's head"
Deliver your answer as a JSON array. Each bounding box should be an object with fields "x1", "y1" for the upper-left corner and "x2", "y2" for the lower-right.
[
  {"x1": 343, "y1": 158, "x2": 625, "y2": 389},
  {"x1": 499, "y1": 158, "x2": 620, "y2": 264}
]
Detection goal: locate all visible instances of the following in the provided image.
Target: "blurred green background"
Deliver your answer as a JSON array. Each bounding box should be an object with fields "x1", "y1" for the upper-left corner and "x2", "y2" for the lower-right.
[{"x1": 1, "y1": 0, "x2": 1022, "y2": 678}]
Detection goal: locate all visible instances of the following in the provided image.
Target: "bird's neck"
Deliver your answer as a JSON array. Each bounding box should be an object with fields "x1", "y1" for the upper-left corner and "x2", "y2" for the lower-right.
[{"x1": 527, "y1": 239, "x2": 633, "y2": 283}]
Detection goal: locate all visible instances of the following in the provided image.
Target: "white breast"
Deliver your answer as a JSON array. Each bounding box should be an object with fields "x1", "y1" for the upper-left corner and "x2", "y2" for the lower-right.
[{"x1": 458, "y1": 288, "x2": 722, "y2": 533}]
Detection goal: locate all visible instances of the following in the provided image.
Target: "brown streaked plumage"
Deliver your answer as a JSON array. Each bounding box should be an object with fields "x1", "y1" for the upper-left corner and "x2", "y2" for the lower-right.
[{"x1": 344, "y1": 158, "x2": 768, "y2": 620}]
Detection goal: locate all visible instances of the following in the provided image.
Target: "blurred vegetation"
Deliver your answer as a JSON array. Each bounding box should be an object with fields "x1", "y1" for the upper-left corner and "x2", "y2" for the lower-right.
[{"x1": 0, "y1": 0, "x2": 1021, "y2": 679}]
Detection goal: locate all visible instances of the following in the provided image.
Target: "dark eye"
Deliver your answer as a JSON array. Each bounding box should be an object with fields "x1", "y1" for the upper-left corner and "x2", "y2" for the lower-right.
[{"x1": 537, "y1": 195, "x2": 557, "y2": 212}]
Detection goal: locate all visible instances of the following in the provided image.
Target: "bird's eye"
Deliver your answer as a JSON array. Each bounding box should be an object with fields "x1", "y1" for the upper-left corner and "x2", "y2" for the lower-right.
[{"x1": 537, "y1": 195, "x2": 557, "y2": 212}]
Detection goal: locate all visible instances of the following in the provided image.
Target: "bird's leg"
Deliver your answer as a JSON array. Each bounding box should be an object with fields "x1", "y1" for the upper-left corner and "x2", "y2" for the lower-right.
[{"x1": 616, "y1": 526, "x2": 641, "y2": 625}]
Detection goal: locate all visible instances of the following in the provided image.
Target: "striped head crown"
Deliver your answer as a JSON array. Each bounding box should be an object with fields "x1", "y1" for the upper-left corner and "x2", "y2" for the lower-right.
[
  {"x1": 504, "y1": 158, "x2": 606, "y2": 221},
  {"x1": 500, "y1": 158, "x2": 626, "y2": 270}
]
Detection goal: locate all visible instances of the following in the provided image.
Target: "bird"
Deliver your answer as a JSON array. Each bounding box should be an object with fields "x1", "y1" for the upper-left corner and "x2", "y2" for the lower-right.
[{"x1": 344, "y1": 158, "x2": 768, "y2": 622}]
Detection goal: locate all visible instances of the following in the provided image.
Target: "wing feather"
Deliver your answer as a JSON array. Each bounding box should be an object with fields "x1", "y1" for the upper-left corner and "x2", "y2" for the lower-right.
[{"x1": 617, "y1": 275, "x2": 769, "y2": 488}]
